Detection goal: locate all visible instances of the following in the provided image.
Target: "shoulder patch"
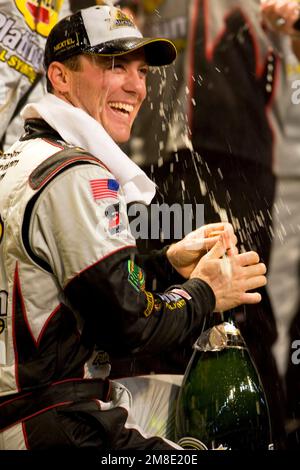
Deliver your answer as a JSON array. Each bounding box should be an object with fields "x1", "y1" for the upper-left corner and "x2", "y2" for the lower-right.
[
  {"x1": 127, "y1": 260, "x2": 146, "y2": 292},
  {"x1": 29, "y1": 147, "x2": 108, "y2": 191}
]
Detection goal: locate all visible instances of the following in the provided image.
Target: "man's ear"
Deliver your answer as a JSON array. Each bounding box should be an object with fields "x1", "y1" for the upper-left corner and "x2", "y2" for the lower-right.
[{"x1": 47, "y1": 61, "x2": 71, "y2": 93}]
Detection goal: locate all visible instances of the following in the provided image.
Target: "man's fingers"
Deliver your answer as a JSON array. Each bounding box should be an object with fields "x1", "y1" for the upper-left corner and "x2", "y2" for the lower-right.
[
  {"x1": 236, "y1": 251, "x2": 260, "y2": 266},
  {"x1": 261, "y1": 0, "x2": 300, "y2": 32},
  {"x1": 242, "y1": 262, "x2": 267, "y2": 277},
  {"x1": 221, "y1": 230, "x2": 238, "y2": 251},
  {"x1": 240, "y1": 292, "x2": 262, "y2": 304},
  {"x1": 226, "y1": 246, "x2": 239, "y2": 256},
  {"x1": 203, "y1": 223, "x2": 235, "y2": 240},
  {"x1": 203, "y1": 222, "x2": 226, "y2": 238},
  {"x1": 245, "y1": 275, "x2": 267, "y2": 291},
  {"x1": 203, "y1": 237, "x2": 227, "y2": 260}
]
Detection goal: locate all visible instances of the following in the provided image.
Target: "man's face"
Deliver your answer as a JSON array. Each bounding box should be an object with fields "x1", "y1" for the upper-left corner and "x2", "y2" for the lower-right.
[{"x1": 64, "y1": 50, "x2": 148, "y2": 143}]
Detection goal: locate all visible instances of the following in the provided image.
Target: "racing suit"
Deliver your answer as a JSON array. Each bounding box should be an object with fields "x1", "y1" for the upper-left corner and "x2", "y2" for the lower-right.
[{"x1": 0, "y1": 119, "x2": 215, "y2": 449}]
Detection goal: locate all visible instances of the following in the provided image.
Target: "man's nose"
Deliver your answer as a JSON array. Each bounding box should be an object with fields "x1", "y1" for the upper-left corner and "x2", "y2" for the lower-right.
[{"x1": 124, "y1": 69, "x2": 146, "y2": 97}]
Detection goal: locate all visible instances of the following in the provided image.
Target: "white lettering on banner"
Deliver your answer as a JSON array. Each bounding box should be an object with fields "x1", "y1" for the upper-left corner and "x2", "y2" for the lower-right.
[{"x1": 0, "y1": 11, "x2": 44, "y2": 81}]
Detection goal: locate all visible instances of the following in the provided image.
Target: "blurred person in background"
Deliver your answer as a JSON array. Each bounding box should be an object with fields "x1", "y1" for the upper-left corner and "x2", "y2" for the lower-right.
[
  {"x1": 117, "y1": 0, "x2": 300, "y2": 449},
  {"x1": 267, "y1": 32, "x2": 300, "y2": 449}
]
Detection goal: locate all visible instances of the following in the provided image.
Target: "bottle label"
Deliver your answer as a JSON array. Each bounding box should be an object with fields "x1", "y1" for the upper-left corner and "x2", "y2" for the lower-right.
[
  {"x1": 177, "y1": 436, "x2": 208, "y2": 450},
  {"x1": 177, "y1": 437, "x2": 230, "y2": 450}
]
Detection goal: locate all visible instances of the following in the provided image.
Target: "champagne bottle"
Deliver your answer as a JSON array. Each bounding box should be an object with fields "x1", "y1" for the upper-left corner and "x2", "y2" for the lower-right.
[{"x1": 175, "y1": 311, "x2": 273, "y2": 450}]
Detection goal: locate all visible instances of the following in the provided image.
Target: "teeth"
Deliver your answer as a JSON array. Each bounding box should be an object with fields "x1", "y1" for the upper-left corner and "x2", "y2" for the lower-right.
[{"x1": 109, "y1": 102, "x2": 134, "y2": 113}]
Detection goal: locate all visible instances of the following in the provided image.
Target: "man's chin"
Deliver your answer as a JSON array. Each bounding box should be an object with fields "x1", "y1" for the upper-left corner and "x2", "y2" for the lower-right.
[{"x1": 114, "y1": 134, "x2": 131, "y2": 144}]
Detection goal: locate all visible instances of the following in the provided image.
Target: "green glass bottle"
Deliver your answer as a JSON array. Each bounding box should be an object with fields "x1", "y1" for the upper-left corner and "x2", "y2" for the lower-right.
[{"x1": 175, "y1": 311, "x2": 273, "y2": 450}]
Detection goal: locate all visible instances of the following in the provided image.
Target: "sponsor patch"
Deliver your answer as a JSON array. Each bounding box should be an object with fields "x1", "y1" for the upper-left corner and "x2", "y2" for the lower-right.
[
  {"x1": 86, "y1": 348, "x2": 111, "y2": 378},
  {"x1": 91, "y1": 350, "x2": 110, "y2": 368},
  {"x1": 157, "y1": 290, "x2": 187, "y2": 311},
  {"x1": 90, "y1": 178, "x2": 119, "y2": 201},
  {"x1": 165, "y1": 299, "x2": 186, "y2": 311},
  {"x1": 105, "y1": 203, "x2": 122, "y2": 235},
  {"x1": 143, "y1": 291, "x2": 155, "y2": 317},
  {"x1": 127, "y1": 260, "x2": 145, "y2": 292},
  {"x1": 0, "y1": 151, "x2": 20, "y2": 181}
]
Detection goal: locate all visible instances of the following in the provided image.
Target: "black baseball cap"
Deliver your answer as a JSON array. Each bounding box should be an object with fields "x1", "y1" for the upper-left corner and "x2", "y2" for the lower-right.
[{"x1": 44, "y1": 5, "x2": 177, "y2": 69}]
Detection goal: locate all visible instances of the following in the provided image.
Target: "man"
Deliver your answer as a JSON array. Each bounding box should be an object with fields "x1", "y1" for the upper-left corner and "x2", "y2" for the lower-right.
[{"x1": 0, "y1": 5, "x2": 266, "y2": 449}]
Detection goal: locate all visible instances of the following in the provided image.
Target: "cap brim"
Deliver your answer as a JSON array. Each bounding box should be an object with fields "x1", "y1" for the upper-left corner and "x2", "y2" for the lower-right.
[{"x1": 85, "y1": 37, "x2": 177, "y2": 66}]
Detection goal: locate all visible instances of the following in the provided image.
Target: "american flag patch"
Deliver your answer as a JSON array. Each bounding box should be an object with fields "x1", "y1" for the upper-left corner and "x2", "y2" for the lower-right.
[
  {"x1": 169, "y1": 288, "x2": 192, "y2": 301},
  {"x1": 90, "y1": 179, "x2": 119, "y2": 201}
]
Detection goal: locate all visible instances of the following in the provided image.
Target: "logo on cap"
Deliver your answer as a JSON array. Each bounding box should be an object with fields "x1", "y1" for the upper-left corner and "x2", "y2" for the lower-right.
[
  {"x1": 110, "y1": 9, "x2": 136, "y2": 30},
  {"x1": 53, "y1": 36, "x2": 78, "y2": 53}
]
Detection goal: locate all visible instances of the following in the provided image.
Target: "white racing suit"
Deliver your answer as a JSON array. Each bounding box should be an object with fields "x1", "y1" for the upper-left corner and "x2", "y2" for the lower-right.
[{"x1": 0, "y1": 119, "x2": 215, "y2": 450}]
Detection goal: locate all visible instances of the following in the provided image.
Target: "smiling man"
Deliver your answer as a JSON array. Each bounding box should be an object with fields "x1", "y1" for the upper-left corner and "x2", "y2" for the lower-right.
[
  {"x1": 0, "y1": 4, "x2": 268, "y2": 450},
  {"x1": 56, "y1": 51, "x2": 148, "y2": 143}
]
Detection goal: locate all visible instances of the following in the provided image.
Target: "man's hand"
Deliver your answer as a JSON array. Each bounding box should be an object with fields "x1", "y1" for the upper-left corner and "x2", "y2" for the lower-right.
[
  {"x1": 260, "y1": 0, "x2": 300, "y2": 35},
  {"x1": 166, "y1": 222, "x2": 238, "y2": 279},
  {"x1": 190, "y1": 234, "x2": 267, "y2": 312}
]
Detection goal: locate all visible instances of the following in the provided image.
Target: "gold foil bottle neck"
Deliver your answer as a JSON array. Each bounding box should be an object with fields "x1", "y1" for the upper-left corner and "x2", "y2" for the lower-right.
[{"x1": 194, "y1": 322, "x2": 246, "y2": 352}]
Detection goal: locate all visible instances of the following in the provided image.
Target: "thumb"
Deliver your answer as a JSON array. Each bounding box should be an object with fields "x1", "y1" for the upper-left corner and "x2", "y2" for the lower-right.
[{"x1": 203, "y1": 236, "x2": 227, "y2": 260}]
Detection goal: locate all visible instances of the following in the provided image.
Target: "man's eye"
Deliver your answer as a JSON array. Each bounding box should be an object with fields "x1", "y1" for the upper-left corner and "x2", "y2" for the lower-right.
[{"x1": 140, "y1": 67, "x2": 148, "y2": 76}]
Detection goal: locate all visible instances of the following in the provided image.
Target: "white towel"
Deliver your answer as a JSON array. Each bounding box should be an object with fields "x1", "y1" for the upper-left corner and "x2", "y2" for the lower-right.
[{"x1": 21, "y1": 93, "x2": 156, "y2": 205}]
